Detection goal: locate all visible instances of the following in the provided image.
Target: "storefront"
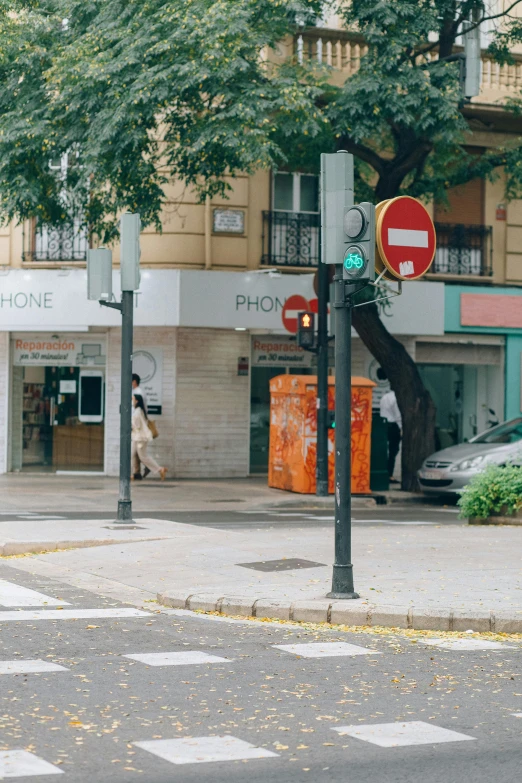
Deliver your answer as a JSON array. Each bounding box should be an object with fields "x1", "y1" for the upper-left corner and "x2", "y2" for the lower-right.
[
  {"x1": 0, "y1": 267, "x2": 507, "y2": 478},
  {"x1": 445, "y1": 284, "x2": 522, "y2": 430},
  {"x1": 178, "y1": 269, "x2": 448, "y2": 473},
  {"x1": 12, "y1": 334, "x2": 106, "y2": 472},
  {"x1": 0, "y1": 268, "x2": 180, "y2": 475}
]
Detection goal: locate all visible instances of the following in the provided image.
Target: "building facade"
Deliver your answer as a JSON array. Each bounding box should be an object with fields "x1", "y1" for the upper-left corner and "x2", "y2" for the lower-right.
[{"x1": 1, "y1": 18, "x2": 521, "y2": 476}]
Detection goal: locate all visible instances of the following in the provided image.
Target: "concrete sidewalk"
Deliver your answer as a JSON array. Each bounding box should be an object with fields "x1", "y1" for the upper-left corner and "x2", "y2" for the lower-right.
[
  {"x1": 0, "y1": 474, "x2": 438, "y2": 513},
  {"x1": 2, "y1": 514, "x2": 522, "y2": 634}
]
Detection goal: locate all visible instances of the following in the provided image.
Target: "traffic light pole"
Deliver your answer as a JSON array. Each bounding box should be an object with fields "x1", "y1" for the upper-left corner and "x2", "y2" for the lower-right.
[
  {"x1": 327, "y1": 271, "x2": 359, "y2": 599},
  {"x1": 96, "y1": 212, "x2": 141, "y2": 526},
  {"x1": 316, "y1": 257, "x2": 329, "y2": 497},
  {"x1": 99, "y1": 289, "x2": 134, "y2": 523},
  {"x1": 118, "y1": 289, "x2": 134, "y2": 521}
]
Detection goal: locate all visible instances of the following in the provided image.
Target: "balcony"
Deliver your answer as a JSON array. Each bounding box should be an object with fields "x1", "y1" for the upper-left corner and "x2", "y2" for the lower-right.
[
  {"x1": 296, "y1": 29, "x2": 522, "y2": 101},
  {"x1": 432, "y1": 223, "x2": 492, "y2": 277},
  {"x1": 262, "y1": 211, "x2": 319, "y2": 268},
  {"x1": 23, "y1": 219, "x2": 88, "y2": 263}
]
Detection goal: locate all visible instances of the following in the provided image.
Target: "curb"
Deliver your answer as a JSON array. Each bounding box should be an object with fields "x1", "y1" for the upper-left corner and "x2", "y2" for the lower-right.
[
  {"x1": 254, "y1": 492, "x2": 440, "y2": 512},
  {"x1": 469, "y1": 516, "x2": 522, "y2": 525},
  {"x1": 156, "y1": 591, "x2": 522, "y2": 634},
  {"x1": 0, "y1": 537, "x2": 164, "y2": 557}
]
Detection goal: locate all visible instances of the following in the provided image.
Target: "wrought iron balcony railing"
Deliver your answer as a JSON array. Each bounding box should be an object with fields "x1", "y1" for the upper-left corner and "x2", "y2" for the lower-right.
[
  {"x1": 432, "y1": 223, "x2": 492, "y2": 277},
  {"x1": 262, "y1": 210, "x2": 319, "y2": 268},
  {"x1": 23, "y1": 219, "x2": 88, "y2": 262}
]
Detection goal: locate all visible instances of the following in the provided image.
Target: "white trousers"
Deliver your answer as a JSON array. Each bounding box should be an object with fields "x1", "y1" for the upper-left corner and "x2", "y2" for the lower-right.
[{"x1": 132, "y1": 440, "x2": 161, "y2": 475}]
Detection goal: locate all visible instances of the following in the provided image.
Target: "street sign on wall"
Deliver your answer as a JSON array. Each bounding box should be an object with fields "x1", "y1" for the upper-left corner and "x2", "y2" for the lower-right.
[
  {"x1": 252, "y1": 336, "x2": 313, "y2": 368},
  {"x1": 376, "y1": 196, "x2": 436, "y2": 281}
]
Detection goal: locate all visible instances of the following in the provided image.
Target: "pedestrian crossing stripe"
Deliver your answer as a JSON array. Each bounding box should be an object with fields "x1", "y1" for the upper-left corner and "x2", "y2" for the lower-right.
[
  {"x1": 332, "y1": 721, "x2": 476, "y2": 747},
  {"x1": 273, "y1": 641, "x2": 380, "y2": 658},
  {"x1": 422, "y1": 638, "x2": 515, "y2": 651},
  {"x1": 0, "y1": 660, "x2": 68, "y2": 674},
  {"x1": 124, "y1": 651, "x2": 230, "y2": 666},
  {"x1": 0, "y1": 579, "x2": 70, "y2": 608},
  {"x1": 0, "y1": 608, "x2": 150, "y2": 622},
  {"x1": 134, "y1": 736, "x2": 278, "y2": 765},
  {"x1": 0, "y1": 749, "x2": 63, "y2": 777}
]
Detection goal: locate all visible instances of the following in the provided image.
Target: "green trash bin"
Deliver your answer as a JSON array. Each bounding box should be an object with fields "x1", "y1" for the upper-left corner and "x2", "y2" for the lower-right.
[{"x1": 370, "y1": 411, "x2": 389, "y2": 491}]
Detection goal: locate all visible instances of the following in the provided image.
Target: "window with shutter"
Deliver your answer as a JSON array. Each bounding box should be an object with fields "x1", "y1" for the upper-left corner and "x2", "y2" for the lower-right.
[
  {"x1": 434, "y1": 148, "x2": 485, "y2": 226},
  {"x1": 434, "y1": 177, "x2": 485, "y2": 226}
]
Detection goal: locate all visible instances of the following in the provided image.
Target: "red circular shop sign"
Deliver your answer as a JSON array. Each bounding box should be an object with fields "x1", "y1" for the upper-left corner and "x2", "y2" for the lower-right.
[
  {"x1": 377, "y1": 196, "x2": 436, "y2": 281},
  {"x1": 282, "y1": 294, "x2": 310, "y2": 334}
]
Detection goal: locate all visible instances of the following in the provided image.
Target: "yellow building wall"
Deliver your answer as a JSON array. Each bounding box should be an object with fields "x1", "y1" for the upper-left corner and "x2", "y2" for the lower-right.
[{"x1": 14, "y1": 170, "x2": 271, "y2": 272}]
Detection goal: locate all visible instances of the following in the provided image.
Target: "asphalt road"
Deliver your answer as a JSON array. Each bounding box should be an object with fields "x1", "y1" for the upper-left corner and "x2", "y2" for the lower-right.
[
  {"x1": 0, "y1": 562, "x2": 520, "y2": 782},
  {"x1": 0, "y1": 505, "x2": 463, "y2": 529}
]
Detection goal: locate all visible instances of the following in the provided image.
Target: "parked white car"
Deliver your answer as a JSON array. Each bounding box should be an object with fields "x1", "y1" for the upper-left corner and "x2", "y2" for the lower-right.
[{"x1": 418, "y1": 417, "x2": 522, "y2": 495}]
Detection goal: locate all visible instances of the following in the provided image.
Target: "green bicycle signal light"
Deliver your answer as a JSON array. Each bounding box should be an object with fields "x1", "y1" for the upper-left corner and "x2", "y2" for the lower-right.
[
  {"x1": 342, "y1": 203, "x2": 375, "y2": 282},
  {"x1": 344, "y1": 250, "x2": 364, "y2": 271},
  {"x1": 343, "y1": 245, "x2": 368, "y2": 279}
]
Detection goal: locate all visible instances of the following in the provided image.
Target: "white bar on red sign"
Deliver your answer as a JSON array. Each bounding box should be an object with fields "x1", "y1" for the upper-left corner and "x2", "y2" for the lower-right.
[{"x1": 388, "y1": 228, "x2": 429, "y2": 248}]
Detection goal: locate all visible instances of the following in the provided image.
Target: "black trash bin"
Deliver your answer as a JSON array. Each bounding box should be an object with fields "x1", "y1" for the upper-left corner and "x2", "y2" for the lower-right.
[{"x1": 370, "y1": 411, "x2": 389, "y2": 491}]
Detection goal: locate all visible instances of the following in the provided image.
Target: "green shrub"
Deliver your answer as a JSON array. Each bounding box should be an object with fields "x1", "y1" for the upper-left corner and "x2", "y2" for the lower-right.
[{"x1": 458, "y1": 464, "x2": 522, "y2": 519}]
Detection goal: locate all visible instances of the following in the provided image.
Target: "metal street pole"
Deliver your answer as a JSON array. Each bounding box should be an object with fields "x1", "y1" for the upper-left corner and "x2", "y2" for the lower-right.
[
  {"x1": 93, "y1": 213, "x2": 141, "y2": 525},
  {"x1": 327, "y1": 272, "x2": 359, "y2": 598},
  {"x1": 316, "y1": 255, "x2": 329, "y2": 497},
  {"x1": 321, "y1": 150, "x2": 359, "y2": 599},
  {"x1": 117, "y1": 289, "x2": 134, "y2": 521}
]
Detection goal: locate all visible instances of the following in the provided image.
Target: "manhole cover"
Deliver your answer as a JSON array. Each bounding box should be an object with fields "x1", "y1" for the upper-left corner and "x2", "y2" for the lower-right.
[{"x1": 237, "y1": 558, "x2": 326, "y2": 572}]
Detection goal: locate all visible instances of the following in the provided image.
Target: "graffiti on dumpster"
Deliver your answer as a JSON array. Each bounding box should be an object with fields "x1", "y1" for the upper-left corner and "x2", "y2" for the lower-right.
[{"x1": 268, "y1": 375, "x2": 374, "y2": 495}]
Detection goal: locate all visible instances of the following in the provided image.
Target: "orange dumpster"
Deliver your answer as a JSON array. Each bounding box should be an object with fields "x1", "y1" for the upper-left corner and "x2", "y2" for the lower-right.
[{"x1": 268, "y1": 374, "x2": 375, "y2": 495}]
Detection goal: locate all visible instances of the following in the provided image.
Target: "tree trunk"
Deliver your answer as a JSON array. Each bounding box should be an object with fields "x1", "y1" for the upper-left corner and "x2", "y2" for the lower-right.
[{"x1": 352, "y1": 301, "x2": 436, "y2": 491}]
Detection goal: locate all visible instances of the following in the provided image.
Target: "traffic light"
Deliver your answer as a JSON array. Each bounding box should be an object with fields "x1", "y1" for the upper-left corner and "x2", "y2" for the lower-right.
[
  {"x1": 320, "y1": 151, "x2": 354, "y2": 265},
  {"x1": 120, "y1": 212, "x2": 141, "y2": 291},
  {"x1": 342, "y1": 202, "x2": 375, "y2": 282},
  {"x1": 297, "y1": 311, "x2": 315, "y2": 350},
  {"x1": 462, "y1": 13, "x2": 481, "y2": 99},
  {"x1": 87, "y1": 248, "x2": 113, "y2": 301}
]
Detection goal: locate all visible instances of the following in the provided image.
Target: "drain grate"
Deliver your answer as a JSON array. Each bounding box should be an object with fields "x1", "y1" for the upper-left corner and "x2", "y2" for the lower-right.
[{"x1": 237, "y1": 557, "x2": 326, "y2": 573}]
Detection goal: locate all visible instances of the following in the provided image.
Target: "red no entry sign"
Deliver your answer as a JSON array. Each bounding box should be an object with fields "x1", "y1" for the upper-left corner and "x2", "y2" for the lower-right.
[
  {"x1": 282, "y1": 294, "x2": 310, "y2": 334},
  {"x1": 377, "y1": 196, "x2": 436, "y2": 281}
]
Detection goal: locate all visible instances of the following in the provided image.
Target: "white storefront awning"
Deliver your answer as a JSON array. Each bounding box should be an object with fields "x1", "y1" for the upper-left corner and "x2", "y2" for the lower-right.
[{"x1": 0, "y1": 268, "x2": 445, "y2": 336}]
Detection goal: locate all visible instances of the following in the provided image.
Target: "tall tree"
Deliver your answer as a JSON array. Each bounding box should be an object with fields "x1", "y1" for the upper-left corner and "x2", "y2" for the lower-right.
[
  {"x1": 0, "y1": 0, "x2": 325, "y2": 237},
  {"x1": 2, "y1": 0, "x2": 522, "y2": 489},
  {"x1": 305, "y1": 0, "x2": 522, "y2": 489}
]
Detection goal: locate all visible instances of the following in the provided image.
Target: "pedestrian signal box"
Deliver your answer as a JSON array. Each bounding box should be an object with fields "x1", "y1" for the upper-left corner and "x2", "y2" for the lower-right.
[
  {"x1": 297, "y1": 312, "x2": 315, "y2": 350},
  {"x1": 343, "y1": 203, "x2": 375, "y2": 282}
]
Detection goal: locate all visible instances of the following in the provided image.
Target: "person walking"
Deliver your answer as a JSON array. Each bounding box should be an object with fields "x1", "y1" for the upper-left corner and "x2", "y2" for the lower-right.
[
  {"x1": 379, "y1": 388, "x2": 402, "y2": 484},
  {"x1": 132, "y1": 373, "x2": 147, "y2": 412},
  {"x1": 131, "y1": 394, "x2": 167, "y2": 482},
  {"x1": 131, "y1": 373, "x2": 148, "y2": 479}
]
